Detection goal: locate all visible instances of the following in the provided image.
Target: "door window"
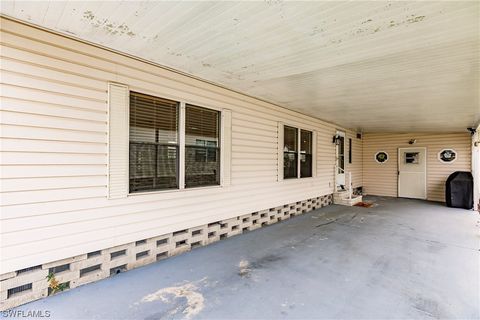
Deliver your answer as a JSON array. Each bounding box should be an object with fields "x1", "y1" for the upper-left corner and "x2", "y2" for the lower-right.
[
  {"x1": 405, "y1": 152, "x2": 420, "y2": 164},
  {"x1": 337, "y1": 136, "x2": 345, "y2": 173}
]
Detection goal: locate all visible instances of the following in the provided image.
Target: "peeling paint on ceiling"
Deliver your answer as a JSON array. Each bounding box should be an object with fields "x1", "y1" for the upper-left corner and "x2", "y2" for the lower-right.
[{"x1": 1, "y1": 1, "x2": 478, "y2": 132}]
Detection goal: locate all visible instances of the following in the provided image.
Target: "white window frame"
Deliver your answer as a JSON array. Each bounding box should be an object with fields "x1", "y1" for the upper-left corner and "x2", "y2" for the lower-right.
[
  {"x1": 278, "y1": 122, "x2": 316, "y2": 181},
  {"x1": 125, "y1": 88, "x2": 231, "y2": 196}
]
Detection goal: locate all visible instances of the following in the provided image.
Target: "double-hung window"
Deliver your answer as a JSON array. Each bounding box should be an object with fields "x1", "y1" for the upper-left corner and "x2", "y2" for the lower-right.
[
  {"x1": 128, "y1": 92, "x2": 221, "y2": 193},
  {"x1": 283, "y1": 126, "x2": 298, "y2": 179},
  {"x1": 300, "y1": 130, "x2": 313, "y2": 178},
  {"x1": 185, "y1": 105, "x2": 220, "y2": 188},
  {"x1": 129, "y1": 92, "x2": 179, "y2": 192},
  {"x1": 283, "y1": 125, "x2": 313, "y2": 179}
]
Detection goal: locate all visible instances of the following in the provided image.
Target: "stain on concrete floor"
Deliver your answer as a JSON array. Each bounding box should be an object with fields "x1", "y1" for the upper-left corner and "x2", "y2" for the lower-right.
[
  {"x1": 12, "y1": 197, "x2": 480, "y2": 319},
  {"x1": 136, "y1": 278, "x2": 207, "y2": 319}
]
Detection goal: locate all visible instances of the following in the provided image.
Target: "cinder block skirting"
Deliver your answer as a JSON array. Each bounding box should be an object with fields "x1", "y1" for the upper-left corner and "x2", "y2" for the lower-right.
[{"x1": 0, "y1": 194, "x2": 333, "y2": 310}]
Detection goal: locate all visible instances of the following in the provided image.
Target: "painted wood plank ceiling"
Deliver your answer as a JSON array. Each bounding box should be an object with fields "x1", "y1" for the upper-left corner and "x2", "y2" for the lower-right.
[{"x1": 1, "y1": 1, "x2": 479, "y2": 132}]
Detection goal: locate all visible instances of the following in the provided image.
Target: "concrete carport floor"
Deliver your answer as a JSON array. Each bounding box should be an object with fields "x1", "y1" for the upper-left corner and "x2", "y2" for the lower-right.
[{"x1": 12, "y1": 196, "x2": 479, "y2": 319}]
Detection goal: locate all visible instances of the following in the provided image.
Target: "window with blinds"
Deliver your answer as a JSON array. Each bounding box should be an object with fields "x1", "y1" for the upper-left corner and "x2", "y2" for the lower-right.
[
  {"x1": 300, "y1": 130, "x2": 312, "y2": 178},
  {"x1": 129, "y1": 92, "x2": 179, "y2": 192},
  {"x1": 283, "y1": 126, "x2": 298, "y2": 179},
  {"x1": 185, "y1": 105, "x2": 220, "y2": 188},
  {"x1": 283, "y1": 125, "x2": 313, "y2": 179}
]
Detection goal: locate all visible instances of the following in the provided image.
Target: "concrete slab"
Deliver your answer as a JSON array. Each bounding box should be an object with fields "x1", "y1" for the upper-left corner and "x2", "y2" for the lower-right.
[{"x1": 8, "y1": 197, "x2": 479, "y2": 319}]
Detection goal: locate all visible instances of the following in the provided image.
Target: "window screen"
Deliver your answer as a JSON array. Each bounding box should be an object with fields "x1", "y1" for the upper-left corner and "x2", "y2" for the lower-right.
[
  {"x1": 348, "y1": 138, "x2": 352, "y2": 164},
  {"x1": 283, "y1": 126, "x2": 298, "y2": 179},
  {"x1": 185, "y1": 105, "x2": 220, "y2": 188},
  {"x1": 300, "y1": 130, "x2": 312, "y2": 178},
  {"x1": 129, "y1": 92, "x2": 179, "y2": 192}
]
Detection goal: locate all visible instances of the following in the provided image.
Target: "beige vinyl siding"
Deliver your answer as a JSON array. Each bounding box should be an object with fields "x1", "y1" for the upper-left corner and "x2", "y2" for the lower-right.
[
  {"x1": 0, "y1": 18, "x2": 363, "y2": 273},
  {"x1": 363, "y1": 133, "x2": 471, "y2": 202}
]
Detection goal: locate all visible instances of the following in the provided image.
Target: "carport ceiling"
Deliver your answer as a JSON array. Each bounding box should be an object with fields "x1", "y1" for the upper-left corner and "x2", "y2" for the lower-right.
[{"x1": 2, "y1": 1, "x2": 479, "y2": 132}]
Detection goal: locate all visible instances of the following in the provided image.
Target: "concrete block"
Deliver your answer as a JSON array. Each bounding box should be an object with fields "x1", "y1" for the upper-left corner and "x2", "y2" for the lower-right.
[
  {"x1": 170, "y1": 244, "x2": 191, "y2": 256},
  {"x1": 0, "y1": 272, "x2": 15, "y2": 282},
  {"x1": 206, "y1": 222, "x2": 221, "y2": 234},
  {"x1": 0, "y1": 268, "x2": 48, "y2": 291},
  {"x1": 190, "y1": 239, "x2": 204, "y2": 249},
  {"x1": 229, "y1": 223, "x2": 241, "y2": 235},
  {"x1": 250, "y1": 217, "x2": 261, "y2": 230},
  {"x1": 220, "y1": 217, "x2": 237, "y2": 227},
  {"x1": 133, "y1": 239, "x2": 152, "y2": 252},
  {"x1": 153, "y1": 234, "x2": 173, "y2": 252},
  {"x1": 233, "y1": 228, "x2": 244, "y2": 236},
  {"x1": 258, "y1": 209, "x2": 269, "y2": 216},
  {"x1": 190, "y1": 226, "x2": 207, "y2": 243},
  {"x1": 71, "y1": 269, "x2": 108, "y2": 288},
  {"x1": 155, "y1": 250, "x2": 170, "y2": 261},
  {"x1": 204, "y1": 234, "x2": 220, "y2": 245},
  {"x1": 172, "y1": 229, "x2": 190, "y2": 242},
  {"x1": 218, "y1": 221, "x2": 230, "y2": 233},
  {"x1": 258, "y1": 214, "x2": 269, "y2": 224},
  {"x1": 0, "y1": 194, "x2": 335, "y2": 310},
  {"x1": 282, "y1": 212, "x2": 291, "y2": 220},
  {"x1": 42, "y1": 254, "x2": 87, "y2": 270},
  {"x1": 54, "y1": 270, "x2": 80, "y2": 284},
  {"x1": 107, "y1": 254, "x2": 131, "y2": 268},
  {"x1": 133, "y1": 240, "x2": 155, "y2": 254},
  {"x1": 105, "y1": 243, "x2": 133, "y2": 256},
  {"x1": 128, "y1": 252, "x2": 156, "y2": 269},
  {"x1": 266, "y1": 214, "x2": 277, "y2": 225},
  {"x1": 0, "y1": 287, "x2": 47, "y2": 312},
  {"x1": 76, "y1": 253, "x2": 108, "y2": 269},
  {"x1": 240, "y1": 214, "x2": 252, "y2": 229}
]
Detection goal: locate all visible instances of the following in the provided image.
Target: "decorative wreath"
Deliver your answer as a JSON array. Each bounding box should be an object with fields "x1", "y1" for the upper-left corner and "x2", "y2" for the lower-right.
[
  {"x1": 438, "y1": 149, "x2": 457, "y2": 163},
  {"x1": 375, "y1": 151, "x2": 389, "y2": 164}
]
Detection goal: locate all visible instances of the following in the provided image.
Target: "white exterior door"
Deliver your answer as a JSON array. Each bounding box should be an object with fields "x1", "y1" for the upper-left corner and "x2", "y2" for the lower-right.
[
  {"x1": 398, "y1": 147, "x2": 427, "y2": 199},
  {"x1": 335, "y1": 131, "x2": 346, "y2": 187}
]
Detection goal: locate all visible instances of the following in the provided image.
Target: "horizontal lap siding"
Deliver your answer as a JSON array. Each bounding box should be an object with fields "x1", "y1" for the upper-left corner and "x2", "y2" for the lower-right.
[
  {"x1": 0, "y1": 18, "x2": 362, "y2": 273},
  {"x1": 363, "y1": 133, "x2": 471, "y2": 201}
]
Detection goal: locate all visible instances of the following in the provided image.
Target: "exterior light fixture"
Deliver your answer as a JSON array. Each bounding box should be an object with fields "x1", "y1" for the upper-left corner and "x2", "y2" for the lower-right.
[{"x1": 332, "y1": 134, "x2": 341, "y2": 145}]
